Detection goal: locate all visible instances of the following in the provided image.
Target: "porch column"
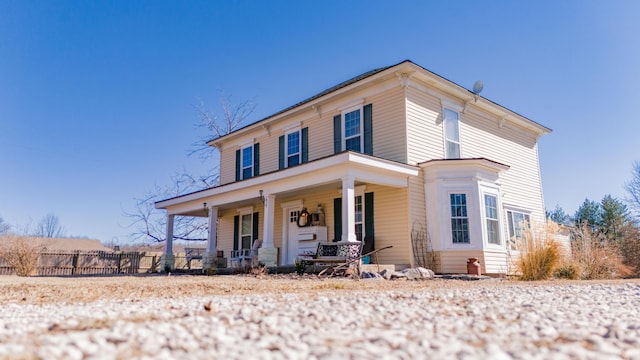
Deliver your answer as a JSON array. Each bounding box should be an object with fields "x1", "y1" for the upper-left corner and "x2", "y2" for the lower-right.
[
  {"x1": 206, "y1": 206, "x2": 218, "y2": 253},
  {"x1": 204, "y1": 206, "x2": 220, "y2": 271},
  {"x1": 259, "y1": 193, "x2": 278, "y2": 267},
  {"x1": 161, "y1": 214, "x2": 176, "y2": 271},
  {"x1": 165, "y1": 214, "x2": 175, "y2": 255},
  {"x1": 341, "y1": 176, "x2": 357, "y2": 242},
  {"x1": 262, "y1": 194, "x2": 276, "y2": 248}
]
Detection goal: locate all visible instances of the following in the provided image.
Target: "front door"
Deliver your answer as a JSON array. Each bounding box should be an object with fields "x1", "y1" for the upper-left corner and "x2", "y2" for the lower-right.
[{"x1": 284, "y1": 206, "x2": 302, "y2": 265}]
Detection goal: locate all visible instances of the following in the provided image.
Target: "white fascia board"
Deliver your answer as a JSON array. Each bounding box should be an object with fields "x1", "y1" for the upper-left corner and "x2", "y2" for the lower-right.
[
  {"x1": 156, "y1": 152, "x2": 418, "y2": 211},
  {"x1": 405, "y1": 62, "x2": 551, "y2": 136},
  {"x1": 210, "y1": 68, "x2": 403, "y2": 148}
]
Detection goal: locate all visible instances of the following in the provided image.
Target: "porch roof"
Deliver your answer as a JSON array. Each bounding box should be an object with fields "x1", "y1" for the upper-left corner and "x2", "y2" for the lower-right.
[{"x1": 155, "y1": 151, "x2": 419, "y2": 216}]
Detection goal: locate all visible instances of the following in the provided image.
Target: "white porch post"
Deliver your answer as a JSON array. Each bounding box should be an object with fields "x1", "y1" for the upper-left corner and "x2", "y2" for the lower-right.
[
  {"x1": 262, "y1": 194, "x2": 276, "y2": 248},
  {"x1": 204, "y1": 206, "x2": 220, "y2": 271},
  {"x1": 165, "y1": 214, "x2": 175, "y2": 255},
  {"x1": 258, "y1": 193, "x2": 278, "y2": 267},
  {"x1": 341, "y1": 176, "x2": 357, "y2": 242},
  {"x1": 206, "y1": 206, "x2": 218, "y2": 253},
  {"x1": 161, "y1": 214, "x2": 176, "y2": 271}
]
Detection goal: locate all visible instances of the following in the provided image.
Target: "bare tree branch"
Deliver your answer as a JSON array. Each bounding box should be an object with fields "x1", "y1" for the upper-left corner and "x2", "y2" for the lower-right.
[
  {"x1": 625, "y1": 161, "x2": 640, "y2": 219},
  {"x1": 126, "y1": 91, "x2": 255, "y2": 244},
  {"x1": 190, "y1": 90, "x2": 256, "y2": 161},
  {"x1": 33, "y1": 213, "x2": 65, "y2": 238}
]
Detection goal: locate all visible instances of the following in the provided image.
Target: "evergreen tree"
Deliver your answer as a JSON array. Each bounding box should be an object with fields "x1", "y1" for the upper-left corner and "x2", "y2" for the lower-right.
[
  {"x1": 574, "y1": 198, "x2": 602, "y2": 230},
  {"x1": 600, "y1": 195, "x2": 630, "y2": 241},
  {"x1": 546, "y1": 204, "x2": 571, "y2": 225}
]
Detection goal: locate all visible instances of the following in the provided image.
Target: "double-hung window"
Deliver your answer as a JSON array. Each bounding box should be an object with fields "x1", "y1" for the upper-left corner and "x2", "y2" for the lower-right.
[
  {"x1": 484, "y1": 194, "x2": 500, "y2": 245},
  {"x1": 444, "y1": 108, "x2": 461, "y2": 159},
  {"x1": 286, "y1": 130, "x2": 301, "y2": 167},
  {"x1": 506, "y1": 210, "x2": 530, "y2": 251},
  {"x1": 240, "y1": 213, "x2": 253, "y2": 250},
  {"x1": 344, "y1": 108, "x2": 362, "y2": 152},
  {"x1": 450, "y1": 193, "x2": 469, "y2": 243},
  {"x1": 354, "y1": 195, "x2": 363, "y2": 242},
  {"x1": 241, "y1": 145, "x2": 253, "y2": 180}
]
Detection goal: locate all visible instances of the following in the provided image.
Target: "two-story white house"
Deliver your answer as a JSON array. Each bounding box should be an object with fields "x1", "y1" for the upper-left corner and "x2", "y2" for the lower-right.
[{"x1": 155, "y1": 60, "x2": 551, "y2": 275}]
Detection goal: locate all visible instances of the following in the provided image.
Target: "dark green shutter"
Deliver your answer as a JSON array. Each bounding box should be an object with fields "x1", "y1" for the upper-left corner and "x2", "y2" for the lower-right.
[
  {"x1": 364, "y1": 192, "x2": 375, "y2": 253},
  {"x1": 301, "y1": 127, "x2": 309, "y2": 163},
  {"x1": 235, "y1": 149, "x2": 241, "y2": 181},
  {"x1": 333, "y1": 197, "x2": 342, "y2": 242},
  {"x1": 233, "y1": 215, "x2": 239, "y2": 251},
  {"x1": 278, "y1": 135, "x2": 285, "y2": 169},
  {"x1": 364, "y1": 192, "x2": 374, "y2": 237},
  {"x1": 364, "y1": 104, "x2": 373, "y2": 155},
  {"x1": 252, "y1": 212, "x2": 259, "y2": 242},
  {"x1": 253, "y1": 143, "x2": 260, "y2": 177},
  {"x1": 333, "y1": 114, "x2": 342, "y2": 154}
]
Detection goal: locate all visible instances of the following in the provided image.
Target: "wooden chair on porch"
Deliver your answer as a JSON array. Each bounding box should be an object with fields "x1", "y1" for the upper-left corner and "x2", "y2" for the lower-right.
[{"x1": 230, "y1": 239, "x2": 262, "y2": 267}]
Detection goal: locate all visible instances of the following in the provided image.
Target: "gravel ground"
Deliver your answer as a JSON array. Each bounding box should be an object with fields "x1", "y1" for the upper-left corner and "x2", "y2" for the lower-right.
[{"x1": 1, "y1": 276, "x2": 640, "y2": 359}]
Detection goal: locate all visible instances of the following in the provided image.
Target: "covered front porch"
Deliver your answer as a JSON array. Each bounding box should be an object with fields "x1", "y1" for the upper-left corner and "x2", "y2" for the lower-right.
[{"x1": 155, "y1": 151, "x2": 419, "y2": 270}]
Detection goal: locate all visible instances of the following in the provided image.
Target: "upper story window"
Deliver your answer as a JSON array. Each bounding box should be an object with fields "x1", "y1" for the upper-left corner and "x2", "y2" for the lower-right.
[
  {"x1": 484, "y1": 194, "x2": 500, "y2": 245},
  {"x1": 344, "y1": 108, "x2": 362, "y2": 152},
  {"x1": 279, "y1": 127, "x2": 307, "y2": 170},
  {"x1": 241, "y1": 145, "x2": 253, "y2": 180},
  {"x1": 333, "y1": 103, "x2": 373, "y2": 155},
  {"x1": 443, "y1": 108, "x2": 460, "y2": 159},
  {"x1": 236, "y1": 143, "x2": 259, "y2": 181},
  {"x1": 286, "y1": 130, "x2": 301, "y2": 167},
  {"x1": 506, "y1": 210, "x2": 531, "y2": 251},
  {"x1": 450, "y1": 193, "x2": 469, "y2": 243}
]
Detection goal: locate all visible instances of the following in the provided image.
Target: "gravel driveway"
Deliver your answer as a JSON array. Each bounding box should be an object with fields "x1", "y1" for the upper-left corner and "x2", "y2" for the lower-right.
[{"x1": 1, "y1": 278, "x2": 639, "y2": 359}]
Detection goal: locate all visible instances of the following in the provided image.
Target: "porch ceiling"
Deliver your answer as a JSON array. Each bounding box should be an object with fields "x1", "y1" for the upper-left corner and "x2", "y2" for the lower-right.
[{"x1": 155, "y1": 151, "x2": 419, "y2": 216}]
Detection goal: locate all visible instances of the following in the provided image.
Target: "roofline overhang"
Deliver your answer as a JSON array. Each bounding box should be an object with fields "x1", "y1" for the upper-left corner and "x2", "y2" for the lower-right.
[
  {"x1": 207, "y1": 60, "x2": 551, "y2": 148},
  {"x1": 155, "y1": 151, "x2": 419, "y2": 212},
  {"x1": 419, "y1": 158, "x2": 511, "y2": 173}
]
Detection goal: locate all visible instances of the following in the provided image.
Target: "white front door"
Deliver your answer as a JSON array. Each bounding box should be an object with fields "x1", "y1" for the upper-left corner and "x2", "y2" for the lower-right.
[{"x1": 284, "y1": 206, "x2": 302, "y2": 265}]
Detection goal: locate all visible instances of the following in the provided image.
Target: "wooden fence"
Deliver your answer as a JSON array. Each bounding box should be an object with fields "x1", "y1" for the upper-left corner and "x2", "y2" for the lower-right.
[{"x1": 0, "y1": 251, "x2": 199, "y2": 276}]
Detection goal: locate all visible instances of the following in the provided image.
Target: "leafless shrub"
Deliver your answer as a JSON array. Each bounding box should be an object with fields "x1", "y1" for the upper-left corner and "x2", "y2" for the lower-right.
[
  {"x1": 516, "y1": 223, "x2": 562, "y2": 281},
  {"x1": 411, "y1": 222, "x2": 438, "y2": 271},
  {"x1": 570, "y1": 223, "x2": 631, "y2": 279},
  {"x1": 0, "y1": 235, "x2": 44, "y2": 276}
]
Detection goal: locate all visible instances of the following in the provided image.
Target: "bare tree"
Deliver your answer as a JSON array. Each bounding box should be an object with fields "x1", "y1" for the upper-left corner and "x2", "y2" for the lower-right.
[
  {"x1": 626, "y1": 161, "x2": 640, "y2": 218},
  {"x1": 0, "y1": 216, "x2": 10, "y2": 235},
  {"x1": 126, "y1": 92, "x2": 255, "y2": 243},
  {"x1": 34, "y1": 213, "x2": 65, "y2": 238}
]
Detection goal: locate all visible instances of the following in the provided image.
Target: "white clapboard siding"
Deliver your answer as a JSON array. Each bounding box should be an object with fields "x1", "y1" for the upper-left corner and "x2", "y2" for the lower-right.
[{"x1": 406, "y1": 86, "x2": 446, "y2": 164}]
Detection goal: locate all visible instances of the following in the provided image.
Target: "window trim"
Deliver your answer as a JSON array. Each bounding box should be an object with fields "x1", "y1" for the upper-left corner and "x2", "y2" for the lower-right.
[
  {"x1": 342, "y1": 105, "x2": 363, "y2": 152},
  {"x1": 443, "y1": 107, "x2": 461, "y2": 159},
  {"x1": 449, "y1": 192, "x2": 470, "y2": 244},
  {"x1": 483, "y1": 193, "x2": 501, "y2": 246},
  {"x1": 505, "y1": 208, "x2": 532, "y2": 252},
  {"x1": 285, "y1": 128, "x2": 301, "y2": 168},
  {"x1": 240, "y1": 144, "x2": 254, "y2": 180}
]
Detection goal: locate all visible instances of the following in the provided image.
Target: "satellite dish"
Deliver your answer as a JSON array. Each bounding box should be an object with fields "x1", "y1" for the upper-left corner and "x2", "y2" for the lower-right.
[{"x1": 472, "y1": 80, "x2": 484, "y2": 95}]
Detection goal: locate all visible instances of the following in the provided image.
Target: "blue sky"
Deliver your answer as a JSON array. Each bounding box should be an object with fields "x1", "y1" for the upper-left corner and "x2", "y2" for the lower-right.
[{"x1": 1, "y1": 1, "x2": 638, "y2": 244}]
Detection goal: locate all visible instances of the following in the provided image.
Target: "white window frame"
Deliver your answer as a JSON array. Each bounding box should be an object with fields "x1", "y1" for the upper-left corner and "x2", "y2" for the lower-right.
[
  {"x1": 449, "y1": 192, "x2": 470, "y2": 244},
  {"x1": 505, "y1": 208, "x2": 531, "y2": 252},
  {"x1": 240, "y1": 144, "x2": 254, "y2": 180},
  {"x1": 285, "y1": 127, "x2": 301, "y2": 168},
  {"x1": 443, "y1": 108, "x2": 461, "y2": 159},
  {"x1": 238, "y1": 207, "x2": 254, "y2": 250},
  {"x1": 342, "y1": 105, "x2": 363, "y2": 152},
  {"x1": 483, "y1": 193, "x2": 501, "y2": 246}
]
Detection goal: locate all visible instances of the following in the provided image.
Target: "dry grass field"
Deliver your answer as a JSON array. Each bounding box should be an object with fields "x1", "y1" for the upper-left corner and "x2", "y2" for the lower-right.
[{"x1": 1, "y1": 274, "x2": 639, "y2": 306}]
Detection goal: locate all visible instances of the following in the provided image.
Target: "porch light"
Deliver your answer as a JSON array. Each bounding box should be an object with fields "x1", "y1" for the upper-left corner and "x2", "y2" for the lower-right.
[
  {"x1": 203, "y1": 202, "x2": 208, "y2": 214},
  {"x1": 259, "y1": 190, "x2": 265, "y2": 203}
]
